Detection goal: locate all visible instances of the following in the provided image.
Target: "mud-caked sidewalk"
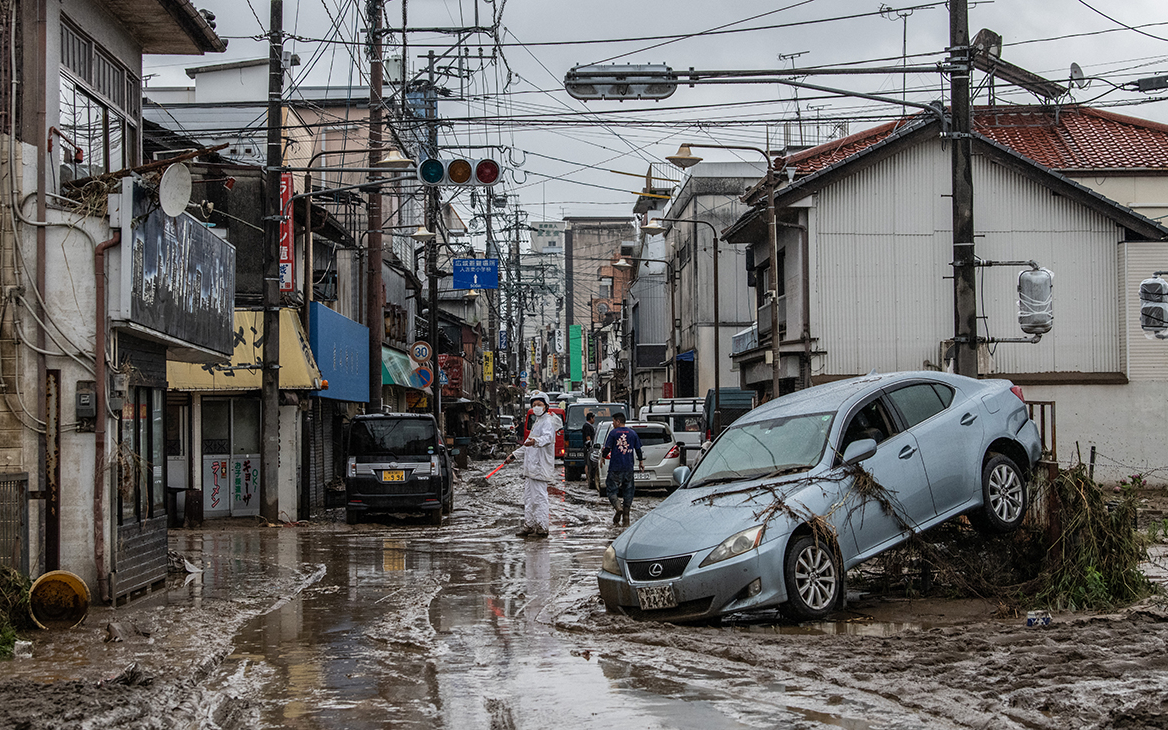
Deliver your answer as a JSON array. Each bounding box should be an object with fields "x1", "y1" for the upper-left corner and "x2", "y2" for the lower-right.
[{"x1": 0, "y1": 521, "x2": 333, "y2": 730}]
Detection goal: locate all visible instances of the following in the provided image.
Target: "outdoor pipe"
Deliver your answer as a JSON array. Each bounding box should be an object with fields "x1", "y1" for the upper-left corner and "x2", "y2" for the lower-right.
[{"x1": 93, "y1": 230, "x2": 121, "y2": 603}]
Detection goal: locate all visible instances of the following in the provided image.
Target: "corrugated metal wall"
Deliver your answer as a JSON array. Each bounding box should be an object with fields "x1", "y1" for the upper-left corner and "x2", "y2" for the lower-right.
[
  {"x1": 814, "y1": 140, "x2": 1125, "y2": 376},
  {"x1": 1122, "y1": 242, "x2": 1168, "y2": 381}
]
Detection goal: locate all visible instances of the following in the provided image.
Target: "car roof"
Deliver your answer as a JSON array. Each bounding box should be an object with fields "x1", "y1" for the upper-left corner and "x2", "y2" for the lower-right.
[
  {"x1": 624, "y1": 420, "x2": 672, "y2": 433},
  {"x1": 739, "y1": 371, "x2": 980, "y2": 424},
  {"x1": 353, "y1": 412, "x2": 435, "y2": 422}
]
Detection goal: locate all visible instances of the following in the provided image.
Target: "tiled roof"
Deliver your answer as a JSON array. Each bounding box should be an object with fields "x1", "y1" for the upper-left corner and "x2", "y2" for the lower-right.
[
  {"x1": 779, "y1": 106, "x2": 1168, "y2": 177},
  {"x1": 781, "y1": 119, "x2": 906, "y2": 175},
  {"x1": 974, "y1": 107, "x2": 1168, "y2": 170}
]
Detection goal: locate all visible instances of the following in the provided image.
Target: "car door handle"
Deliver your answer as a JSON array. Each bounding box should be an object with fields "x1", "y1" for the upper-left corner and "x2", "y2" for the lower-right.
[
  {"x1": 898, "y1": 445, "x2": 916, "y2": 459},
  {"x1": 961, "y1": 412, "x2": 977, "y2": 426}
]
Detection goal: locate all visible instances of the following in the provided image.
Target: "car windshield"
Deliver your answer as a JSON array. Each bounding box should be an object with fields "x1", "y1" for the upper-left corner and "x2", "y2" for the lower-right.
[
  {"x1": 685, "y1": 412, "x2": 834, "y2": 488},
  {"x1": 349, "y1": 419, "x2": 436, "y2": 458},
  {"x1": 567, "y1": 403, "x2": 625, "y2": 430},
  {"x1": 632, "y1": 425, "x2": 672, "y2": 446}
]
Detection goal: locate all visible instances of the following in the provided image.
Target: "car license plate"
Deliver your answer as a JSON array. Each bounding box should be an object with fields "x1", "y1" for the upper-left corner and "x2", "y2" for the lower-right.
[
  {"x1": 637, "y1": 584, "x2": 678, "y2": 610},
  {"x1": 634, "y1": 471, "x2": 653, "y2": 480},
  {"x1": 381, "y1": 470, "x2": 405, "y2": 482}
]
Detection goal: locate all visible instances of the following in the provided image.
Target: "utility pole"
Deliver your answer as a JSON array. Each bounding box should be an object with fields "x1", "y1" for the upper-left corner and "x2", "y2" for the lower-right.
[
  {"x1": 427, "y1": 50, "x2": 441, "y2": 425},
  {"x1": 950, "y1": 0, "x2": 978, "y2": 377},
  {"x1": 367, "y1": 0, "x2": 385, "y2": 411},
  {"x1": 261, "y1": 0, "x2": 283, "y2": 523},
  {"x1": 514, "y1": 206, "x2": 523, "y2": 382}
]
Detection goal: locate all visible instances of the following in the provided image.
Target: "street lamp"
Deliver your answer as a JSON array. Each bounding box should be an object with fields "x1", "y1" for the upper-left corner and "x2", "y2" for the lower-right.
[
  {"x1": 665, "y1": 143, "x2": 782, "y2": 400},
  {"x1": 643, "y1": 218, "x2": 726, "y2": 436}
]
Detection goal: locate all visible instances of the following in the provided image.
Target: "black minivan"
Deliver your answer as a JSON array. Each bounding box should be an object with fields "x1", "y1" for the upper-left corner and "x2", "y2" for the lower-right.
[{"x1": 344, "y1": 413, "x2": 453, "y2": 525}]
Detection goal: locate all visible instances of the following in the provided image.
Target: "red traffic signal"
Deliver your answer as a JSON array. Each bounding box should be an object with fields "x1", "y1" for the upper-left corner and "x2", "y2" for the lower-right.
[{"x1": 416, "y1": 157, "x2": 502, "y2": 187}]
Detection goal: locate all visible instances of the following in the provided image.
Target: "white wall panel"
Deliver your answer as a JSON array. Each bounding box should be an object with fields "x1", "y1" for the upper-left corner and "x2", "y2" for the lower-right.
[
  {"x1": 1122, "y1": 242, "x2": 1168, "y2": 381},
  {"x1": 812, "y1": 139, "x2": 1127, "y2": 376}
]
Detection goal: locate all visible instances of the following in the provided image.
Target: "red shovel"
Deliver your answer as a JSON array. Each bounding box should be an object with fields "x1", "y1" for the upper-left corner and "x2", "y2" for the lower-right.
[{"x1": 485, "y1": 454, "x2": 514, "y2": 480}]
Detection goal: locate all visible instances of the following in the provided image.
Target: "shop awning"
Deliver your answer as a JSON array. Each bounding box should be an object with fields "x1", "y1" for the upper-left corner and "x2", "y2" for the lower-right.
[
  {"x1": 382, "y1": 346, "x2": 418, "y2": 387},
  {"x1": 168, "y1": 309, "x2": 323, "y2": 391}
]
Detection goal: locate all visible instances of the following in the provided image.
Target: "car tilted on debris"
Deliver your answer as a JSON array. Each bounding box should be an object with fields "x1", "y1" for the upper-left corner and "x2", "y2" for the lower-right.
[{"x1": 598, "y1": 371, "x2": 1043, "y2": 623}]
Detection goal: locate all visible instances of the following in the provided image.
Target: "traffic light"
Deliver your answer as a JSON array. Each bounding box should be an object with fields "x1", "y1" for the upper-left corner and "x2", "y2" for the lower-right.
[
  {"x1": 1140, "y1": 276, "x2": 1168, "y2": 339},
  {"x1": 1017, "y1": 267, "x2": 1053, "y2": 335},
  {"x1": 417, "y1": 157, "x2": 501, "y2": 186}
]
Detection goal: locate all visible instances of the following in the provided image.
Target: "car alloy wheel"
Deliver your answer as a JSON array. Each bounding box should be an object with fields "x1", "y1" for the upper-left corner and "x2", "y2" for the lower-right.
[
  {"x1": 973, "y1": 453, "x2": 1027, "y2": 533},
  {"x1": 782, "y1": 534, "x2": 841, "y2": 621}
]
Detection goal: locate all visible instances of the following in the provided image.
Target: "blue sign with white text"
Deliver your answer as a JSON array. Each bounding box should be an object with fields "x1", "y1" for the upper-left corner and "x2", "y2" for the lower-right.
[
  {"x1": 499, "y1": 329, "x2": 508, "y2": 350},
  {"x1": 308, "y1": 302, "x2": 369, "y2": 402},
  {"x1": 452, "y1": 258, "x2": 499, "y2": 290}
]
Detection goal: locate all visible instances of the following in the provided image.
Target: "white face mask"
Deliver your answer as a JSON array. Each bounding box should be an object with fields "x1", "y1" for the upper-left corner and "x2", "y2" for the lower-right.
[{"x1": 532, "y1": 405, "x2": 546, "y2": 416}]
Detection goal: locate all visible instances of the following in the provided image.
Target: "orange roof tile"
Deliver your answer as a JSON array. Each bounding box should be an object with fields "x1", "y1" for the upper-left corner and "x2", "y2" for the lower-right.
[{"x1": 778, "y1": 106, "x2": 1168, "y2": 177}]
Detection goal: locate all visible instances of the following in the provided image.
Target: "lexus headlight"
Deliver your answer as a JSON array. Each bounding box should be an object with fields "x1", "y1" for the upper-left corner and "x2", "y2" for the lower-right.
[
  {"x1": 602, "y1": 545, "x2": 620, "y2": 575},
  {"x1": 699, "y1": 525, "x2": 765, "y2": 568}
]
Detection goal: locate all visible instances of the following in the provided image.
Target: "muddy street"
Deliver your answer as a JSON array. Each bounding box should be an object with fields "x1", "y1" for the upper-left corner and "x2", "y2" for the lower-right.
[{"x1": 5, "y1": 459, "x2": 1168, "y2": 729}]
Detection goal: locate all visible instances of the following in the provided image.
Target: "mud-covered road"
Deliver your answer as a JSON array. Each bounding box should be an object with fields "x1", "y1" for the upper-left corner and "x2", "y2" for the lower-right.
[{"x1": 5, "y1": 459, "x2": 1168, "y2": 729}]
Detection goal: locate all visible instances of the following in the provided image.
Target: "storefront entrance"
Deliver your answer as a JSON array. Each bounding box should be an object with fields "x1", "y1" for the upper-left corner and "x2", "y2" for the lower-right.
[{"x1": 201, "y1": 397, "x2": 262, "y2": 517}]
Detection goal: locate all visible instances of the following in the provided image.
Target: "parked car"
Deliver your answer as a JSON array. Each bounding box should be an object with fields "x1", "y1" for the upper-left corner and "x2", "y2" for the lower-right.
[
  {"x1": 344, "y1": 413, "x2": 453, "y2": 526},
  {"x1": 639, "y1": 397, "x2": 704, "y2": 465},
  {"x1": 588, "y1": 420, "x2": 613, "y2": 493},
  {"x1": 499, "y1": 415, "x2": 516, "y2": 439},
  {"x1": 520, "y1": 406, "x2": 567, "y2": 459},
  {"x1": 703, "y1": 388, "x2": 756, "y2": 439},
  {"x1": 595, "y1": 420, "x2": 684, "y2": 494},
  {"x1": 598, "y1": 372, "x2": 1042, "y2": 623},
  {"x1": 564, "y1": 402, "x2": 628, "y2": 480}
]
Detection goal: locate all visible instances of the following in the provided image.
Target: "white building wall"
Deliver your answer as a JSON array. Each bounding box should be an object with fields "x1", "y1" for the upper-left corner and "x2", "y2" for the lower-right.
[
  {"x1": 1121, "y1": 242, "x2": 1168, "y2": 381},
  {"x1": 1023, "y1": 382, "x2": 1168, "y2": 484},
  {"x1": 16, "y1": 179, "x2": 110, "y2": 586},
  {"x1": 814, "y1": 139, "x2": 1127, "y2": 377}
]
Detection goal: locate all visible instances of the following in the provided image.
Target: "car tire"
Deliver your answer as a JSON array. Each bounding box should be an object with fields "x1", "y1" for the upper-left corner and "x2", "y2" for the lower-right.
[
  {"x1": 970, "y1": 453, "x2": 1027, "y2": 534},
  {"x1": 781, "y1": 534, "x2": 842, "y2": 622},
  {"x1": 345, "y1": 509, "x2": 359, "y2": 525},
  {"x1": 565, "y1": 465, "x2": 580, "y2": 482},
  {"x1": 427, "y1": 507, "x2": 443, "y2": 526},
  {"x1": 443, "y1": 488, "x2": 454, "y2": 515}
]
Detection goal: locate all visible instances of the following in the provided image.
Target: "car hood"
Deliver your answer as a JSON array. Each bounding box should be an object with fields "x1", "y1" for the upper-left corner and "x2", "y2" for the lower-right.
[{"x1": 616, "y1": 480, "x2": 807, "y2": 561}]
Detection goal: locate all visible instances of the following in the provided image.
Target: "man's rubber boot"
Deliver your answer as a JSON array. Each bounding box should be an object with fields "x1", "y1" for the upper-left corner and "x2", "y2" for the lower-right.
[
  {"x1": 516, "y1": 523, "x2": 532, "y2": 537},
  {"x1": 622, "y1": 505, "x2": 631, "y2": 526},
  {"x1": 612, "y1": 499, "x2": 622, "y2": 525}
]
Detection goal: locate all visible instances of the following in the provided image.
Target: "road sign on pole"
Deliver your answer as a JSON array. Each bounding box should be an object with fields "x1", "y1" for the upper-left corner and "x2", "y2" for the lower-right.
[
  {"x1": 409, "y1": 341, "x2": 432, "y2": 362},
  {"x1": 452, "y1": 258, "x2": 499, "y2": 290}
]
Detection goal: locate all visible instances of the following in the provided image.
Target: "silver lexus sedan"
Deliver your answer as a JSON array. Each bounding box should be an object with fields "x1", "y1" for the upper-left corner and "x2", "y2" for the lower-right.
[{"x1": 598, "y1": 372, "x2": 1043, "y2": 623}]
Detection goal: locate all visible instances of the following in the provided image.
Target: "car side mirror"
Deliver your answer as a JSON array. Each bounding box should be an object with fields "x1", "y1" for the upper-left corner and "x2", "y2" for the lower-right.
[
  {"x1": 841, "y1": 438, "x2": 877, "y2": 465},
  {"x1": 673, "y1": 465, "x2": 691, "y2": 486}
]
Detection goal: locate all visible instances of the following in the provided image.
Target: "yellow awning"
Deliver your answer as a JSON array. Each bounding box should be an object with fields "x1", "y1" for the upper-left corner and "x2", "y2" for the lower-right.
[{"x1": 168, "y1": 309, "x2": 322, "y2": 391}]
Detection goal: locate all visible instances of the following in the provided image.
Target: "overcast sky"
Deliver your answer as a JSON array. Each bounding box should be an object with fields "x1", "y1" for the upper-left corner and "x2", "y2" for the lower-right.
[{"x1": 145, "y1": 0, "x2": 1168, "y2": 224}]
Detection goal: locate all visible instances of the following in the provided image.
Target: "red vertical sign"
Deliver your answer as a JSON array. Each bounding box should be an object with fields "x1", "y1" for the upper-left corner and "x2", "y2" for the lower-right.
[
  {"x1": 663, "y1": 382, "x2": 674, "y2": 398},
  {"x1": 279, "y1": 172, "x2": 294, "y2": 292}
]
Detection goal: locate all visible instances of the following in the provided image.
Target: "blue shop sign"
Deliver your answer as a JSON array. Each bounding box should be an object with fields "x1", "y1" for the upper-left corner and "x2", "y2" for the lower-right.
[
  {"x1": 452, "y1": 258, "x2": 499, "y2": 290},
  {"x1": 309, "y1": 302, "x2": 370, "y2": 402}
]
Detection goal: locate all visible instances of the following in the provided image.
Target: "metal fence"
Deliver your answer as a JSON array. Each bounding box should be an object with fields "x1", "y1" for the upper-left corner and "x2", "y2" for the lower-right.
[{"x1": 0, "y1": 472, "x2": 28, "y2": 572}]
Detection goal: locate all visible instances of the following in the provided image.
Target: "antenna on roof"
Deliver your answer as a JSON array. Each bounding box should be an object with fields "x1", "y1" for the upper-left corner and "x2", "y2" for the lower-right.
[{"x1": 1069, "y1": 63, "x2": 1089, "y2": 90}]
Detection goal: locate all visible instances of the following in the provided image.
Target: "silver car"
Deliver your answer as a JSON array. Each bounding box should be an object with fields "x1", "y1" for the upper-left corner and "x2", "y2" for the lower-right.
[
  {"x1": 596, "y1": 420, "x2": 684, "y2": 493},
  {"x1": 598, "y1": 372, "x2": 1042, "y2": 623}
]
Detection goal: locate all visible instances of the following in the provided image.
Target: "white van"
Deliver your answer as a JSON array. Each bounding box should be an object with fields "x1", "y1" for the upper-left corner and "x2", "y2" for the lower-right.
[{"x1": 638, "y1": 398, "x2": 704, "y2": 464}]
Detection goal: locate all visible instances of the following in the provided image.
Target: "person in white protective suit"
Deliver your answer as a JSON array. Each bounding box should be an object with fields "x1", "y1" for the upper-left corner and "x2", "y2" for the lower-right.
[{"x1": 514, "y1": 391, "x2": 562, "y2": 538}]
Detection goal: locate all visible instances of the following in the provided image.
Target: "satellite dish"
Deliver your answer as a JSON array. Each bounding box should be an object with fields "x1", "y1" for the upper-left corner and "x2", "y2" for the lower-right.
[
  {"x1": 159, "y1": 163, "x2": 193, "y2": 218},
  {"x1": 1070, "y1": 63, "x2": 1089, "y2": 90}
]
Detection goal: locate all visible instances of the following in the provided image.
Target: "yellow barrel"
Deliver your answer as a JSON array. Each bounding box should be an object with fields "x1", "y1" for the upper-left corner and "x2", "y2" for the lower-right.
[{"x1": 28, "y1": 570, "x2": 90, "y2": 630}]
